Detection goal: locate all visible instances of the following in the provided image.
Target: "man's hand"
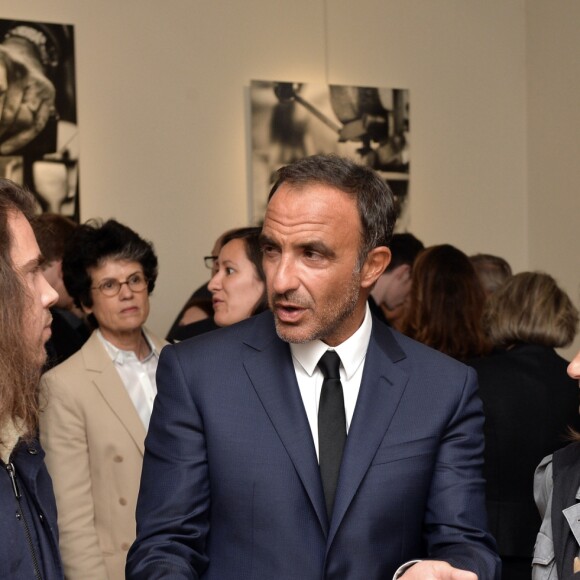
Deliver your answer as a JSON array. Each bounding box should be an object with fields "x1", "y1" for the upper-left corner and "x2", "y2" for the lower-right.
[{"x1": 399, "y1": 561, "x2": 477, "y2": 580}]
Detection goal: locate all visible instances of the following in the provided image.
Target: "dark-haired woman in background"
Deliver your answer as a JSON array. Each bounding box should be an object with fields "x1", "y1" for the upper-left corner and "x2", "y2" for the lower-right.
[
  {"x1": 173, "y1": 227, "x2": 267, "y2": 341},
  {"x1": 468, "y1": 272, "x2": 580, "y2": 580},
  {"x1": 401, "y1": 244, "x2": 491, "y2": 361},
  {"x1": 209, "y1": 227, "x2": 268, "y2": 326},
  {"x1": 39, "y1": 219, "x2": 166, "y2": 580}
]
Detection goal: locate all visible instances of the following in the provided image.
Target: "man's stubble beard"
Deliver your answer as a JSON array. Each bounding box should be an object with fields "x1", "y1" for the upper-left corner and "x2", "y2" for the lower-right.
[{"x1": 273, "y1": 271, "x2": 362, "y2": 344}]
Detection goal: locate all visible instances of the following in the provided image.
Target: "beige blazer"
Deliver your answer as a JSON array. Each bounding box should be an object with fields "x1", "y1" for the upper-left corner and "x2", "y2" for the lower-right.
[{"x1": 39, "y1": 329, "x2": 166, "y2": 580}]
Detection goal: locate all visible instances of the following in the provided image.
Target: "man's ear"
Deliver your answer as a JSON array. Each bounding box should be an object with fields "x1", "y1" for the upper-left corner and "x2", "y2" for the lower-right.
[{"x1": 360, "y1": 247, "x2": 391, "y2": 289}]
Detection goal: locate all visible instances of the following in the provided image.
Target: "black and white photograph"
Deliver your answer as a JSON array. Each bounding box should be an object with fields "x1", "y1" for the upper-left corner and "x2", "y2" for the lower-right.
[
  {"x1": 0, "y1": 18, "x2": 79, "y2": 219},
  {"x1": 249, "y1": 80, "x2": 410, "y2": 226}
]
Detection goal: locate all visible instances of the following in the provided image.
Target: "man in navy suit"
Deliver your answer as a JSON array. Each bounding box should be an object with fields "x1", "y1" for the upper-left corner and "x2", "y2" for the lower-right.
[{"x1": 127, "y1": 155, "x2": 500, "y2": 580}]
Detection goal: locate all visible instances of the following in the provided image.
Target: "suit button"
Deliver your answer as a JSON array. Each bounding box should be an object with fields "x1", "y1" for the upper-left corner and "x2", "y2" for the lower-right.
[
  {"x1": 119, "y1": 497, "x2": 127, "y2": 506},
  {"x1": 39, "y1": 513, "x2": 45, "y2": 523},
  {"x1": 121, "y1": 542, "x2": 130, "y2": 551},
  {"x1": 113, "y1": 455, "x2": 123, "y2": 463}
]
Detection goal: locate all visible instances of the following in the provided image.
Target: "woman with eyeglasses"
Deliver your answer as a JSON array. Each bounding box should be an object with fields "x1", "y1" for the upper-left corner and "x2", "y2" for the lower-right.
[
  {"x1": 167, "y1": 227, "x2": 268, "y2": 343},
  {"x1": 38, "y1": 219, "x2": 166, "y2": 580}
]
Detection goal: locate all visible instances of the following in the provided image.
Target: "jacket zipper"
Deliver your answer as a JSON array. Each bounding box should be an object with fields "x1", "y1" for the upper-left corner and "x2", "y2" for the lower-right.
[{"x1": 6, "y1": 461, "x2": 43, "y2": 580}]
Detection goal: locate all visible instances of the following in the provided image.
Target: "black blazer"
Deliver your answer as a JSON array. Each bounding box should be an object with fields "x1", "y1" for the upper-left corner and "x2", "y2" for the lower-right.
[{"x1": 469, "y1": 344, "x2": 580, "y2": 558}]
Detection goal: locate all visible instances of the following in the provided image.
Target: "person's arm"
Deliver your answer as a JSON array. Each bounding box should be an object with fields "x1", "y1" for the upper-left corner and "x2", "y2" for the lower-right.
[
  {"x1": 39, "y1": 372, "x2": 109, "y2": 579},
  {"x1": 398, "y1": 366, "x2": 500, "y2": 580},
  {"x1": 126, "y1": 345, "x2": 210, "y2": 580}
]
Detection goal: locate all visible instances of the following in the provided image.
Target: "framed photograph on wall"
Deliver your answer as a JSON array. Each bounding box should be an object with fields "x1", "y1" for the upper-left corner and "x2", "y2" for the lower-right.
[
  {"x1": 0, "y1": 18, "x2": 79, "y2": 220},
  {"x1": 249, "y1": 80, "x2": 410, "y2": 227}
]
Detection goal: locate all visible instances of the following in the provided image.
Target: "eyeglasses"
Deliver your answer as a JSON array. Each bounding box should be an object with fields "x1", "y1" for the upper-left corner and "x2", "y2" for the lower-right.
[
  {"x1": 204, "y1": 255, "x2": 218, "y2": 269},
  {"x1": 92, "y1": 272, "x2": 148, "y2": 297}
]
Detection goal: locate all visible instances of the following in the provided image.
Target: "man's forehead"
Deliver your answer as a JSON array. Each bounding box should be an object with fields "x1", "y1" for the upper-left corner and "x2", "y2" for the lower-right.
[
  {"x1": 262, "y1": 184, "x2": 360, "y2": 239},
  {"x1": 265, "y1": 183, "x2": 358, "y2": 224}
]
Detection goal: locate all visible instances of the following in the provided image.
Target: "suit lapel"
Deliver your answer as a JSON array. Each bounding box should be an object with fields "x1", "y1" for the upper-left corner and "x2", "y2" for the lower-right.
[
  {"x1": 242, "y1": 314, "x2": 329, "y2": 533},
  {"x1": 327, "y1": 320, "x2": 409, "y2": 546},
  {"x1": 81, "y1": 333, "x2": 147, "y2": 455}
]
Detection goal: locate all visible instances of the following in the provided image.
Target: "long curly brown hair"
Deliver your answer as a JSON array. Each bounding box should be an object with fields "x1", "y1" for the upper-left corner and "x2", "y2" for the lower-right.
[
  {"x1": 0, "y1": 179, "x2": 43, "y2": 441},
  {"x1": 402, "y1": 244, "x2": 491, "y2": 361}
]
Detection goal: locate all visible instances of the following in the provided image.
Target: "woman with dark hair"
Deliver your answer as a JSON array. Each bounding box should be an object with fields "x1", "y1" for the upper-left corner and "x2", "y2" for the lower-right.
[
  {"x1": 208, "y1": 226, "x2": 268, "y2": 326},
  {"x1": 166, "y1": 227, "x2": 267, "y2": 342},
  {"x1": 468, "y1": 272, "x2": 580, "y2": 580},
  {"x1": 38, "y1": 219, "x2": 166, "y2": 580},
  {"x1": 401, "y1": 244, "x2": 490, "y2": 361}
]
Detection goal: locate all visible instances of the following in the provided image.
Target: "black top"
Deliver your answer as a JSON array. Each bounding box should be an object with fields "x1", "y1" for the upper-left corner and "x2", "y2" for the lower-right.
[
  {"x1": 468, "y1": 344, "x2": 580, "y2": 557},
  {"x1": 44, "y1": 308, "x2": 90, "y2": 371}
]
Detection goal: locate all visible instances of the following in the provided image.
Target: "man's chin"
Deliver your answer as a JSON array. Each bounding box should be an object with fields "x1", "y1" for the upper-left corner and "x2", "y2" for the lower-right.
[{"x1": 274, "y1": 319, "x2": 314, "y2": 344}]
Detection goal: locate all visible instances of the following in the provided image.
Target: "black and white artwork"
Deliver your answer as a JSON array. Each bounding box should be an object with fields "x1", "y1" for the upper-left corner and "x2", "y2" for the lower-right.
[
  {"x1": 0, "y1": 18, "x2": 79, "y2": 219},
  {"x1": 249, "y1": 80, "x2": 410, "y2": 227}
]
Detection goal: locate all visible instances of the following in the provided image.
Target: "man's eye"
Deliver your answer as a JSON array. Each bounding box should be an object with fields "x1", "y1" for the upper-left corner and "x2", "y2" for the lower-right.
[
  {"x1": 304, "y1": 250, "x2": 322, "y2": 260},
  {"x1": 262, "y1": 245, "x2": 279, "y2": 257}
]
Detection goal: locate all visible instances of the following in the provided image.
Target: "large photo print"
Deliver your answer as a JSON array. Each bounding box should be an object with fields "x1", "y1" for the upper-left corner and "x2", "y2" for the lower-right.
[
  {"x1": 0, "y1": 18, "x2": 79, "y2": 219},
  {"x1": 249, "y1": 80, "x2": 410, "y2": 227}
]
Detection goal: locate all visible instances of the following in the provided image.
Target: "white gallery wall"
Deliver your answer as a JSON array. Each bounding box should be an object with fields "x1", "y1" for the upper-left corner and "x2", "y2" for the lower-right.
[
  {"x1": 2, "y1": 0, "x2": 578, "y2": 357},
  {"x1": 527, "y1": 0, "x2": 580, "y2": 358}
]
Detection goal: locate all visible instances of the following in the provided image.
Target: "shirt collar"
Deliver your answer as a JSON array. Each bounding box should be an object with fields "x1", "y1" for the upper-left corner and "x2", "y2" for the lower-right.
[
  {"x1": 97, "y1": 328, "x2": 159, "y2": 365},
  {"x1": 290, "y1": 303, "x2": 373, "y2": 379}
]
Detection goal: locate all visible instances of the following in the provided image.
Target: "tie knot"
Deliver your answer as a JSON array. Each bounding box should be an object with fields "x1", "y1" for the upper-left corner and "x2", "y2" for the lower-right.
[{"x1": 317, "y1": 350, "x2": 341, "y2": 380}]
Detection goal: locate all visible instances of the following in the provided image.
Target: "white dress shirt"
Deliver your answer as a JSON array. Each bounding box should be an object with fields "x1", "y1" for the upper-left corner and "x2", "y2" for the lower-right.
[
  {"x1": 291, "y1": 306, "x2": 420, "y2": 579},
  {"x1": 289, "y1": 303, "x2": 373, "y2": 460},
  {"x1": 97, "y1": 330, "x2": 160, "y2": 429}
]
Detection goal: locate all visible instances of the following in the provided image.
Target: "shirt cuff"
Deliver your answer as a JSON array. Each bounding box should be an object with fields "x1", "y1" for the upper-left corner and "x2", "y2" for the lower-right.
[{"x1": 393, "y1": 560, "x2": 422, "y2": 579}]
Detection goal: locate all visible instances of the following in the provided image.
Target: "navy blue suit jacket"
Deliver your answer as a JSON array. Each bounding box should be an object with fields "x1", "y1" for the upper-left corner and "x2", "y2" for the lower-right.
[{"x1": 127, "y1": 311, "x2": 500, "y2": 579}]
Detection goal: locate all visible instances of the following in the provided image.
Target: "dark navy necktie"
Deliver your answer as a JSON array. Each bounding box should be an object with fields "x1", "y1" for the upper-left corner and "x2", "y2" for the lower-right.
[{"x1": 317, "y1": 350, "x2": 346, "y2": 519}]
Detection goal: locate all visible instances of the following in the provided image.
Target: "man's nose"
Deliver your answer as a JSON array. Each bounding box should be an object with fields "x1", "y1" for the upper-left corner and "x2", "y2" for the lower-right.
[
  {"x1": 270, "y1": 256, "x2": 299, "y2": 295},
  {"x1": 42, "y1": 273, "x2": 59, "y2": 308}
]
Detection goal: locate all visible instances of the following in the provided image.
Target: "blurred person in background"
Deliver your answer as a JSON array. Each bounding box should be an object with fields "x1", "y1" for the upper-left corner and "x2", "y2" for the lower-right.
[
  {"x1": 468, "y1": 272, "x2": 579, "y2": 580},
  {"x1": 31, "y1": 212, "x2": 89, "y2": 369},
  {"x1": 208, "y1": 226, "x2": 268, "y2": 327},
  {"x1": 470, "y1": 253, "x2": 513, "y2": 298},
  {"x1": 169, "y1": 227, "x2": 267, "y2": 342},
  {"x1": 368, "y1": 232, "x2": 423, "y2": 327},
  {"x1": 402, "y1": 244, "x2": 490, "y2": 361},
  {"x1": 165, "y1": 228, "x2": 237, "y2": 342}
]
